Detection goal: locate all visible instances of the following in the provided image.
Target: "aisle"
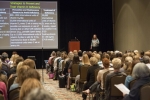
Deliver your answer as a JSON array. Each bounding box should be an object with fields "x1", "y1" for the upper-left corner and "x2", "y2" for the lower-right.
[{"x1": 37, "y1": 69, "x2": 83, "y2": 100}]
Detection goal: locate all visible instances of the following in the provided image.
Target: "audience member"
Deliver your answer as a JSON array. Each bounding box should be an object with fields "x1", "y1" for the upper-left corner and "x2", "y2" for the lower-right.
[
  {"x1": 23, "y1": 59, "x2": 35, "y2": 69},
  {"x1": 82, "y1": 57, "x2": 99, "y2": 100},
  {"x1": 24, "y1": 88, "x2": 56, "y2": 100},
  {"x1": 124, "y1": 60, "x2": 140, "y2": 88},
  {"x1": 10, "y1": 56, "x2": 24, "y2": 75},
  {"x1": 0, "y1": 81, "x2": 7, "y2": 100},
  {"x1": 105, "y1": 58, "x2": 126, "y2": 100},
  {"x1": 82, "y1": 58, "x2": 110, "y2": 99},
  {"x1": 123, "y1": 63, "x2": 150, "y2": 100},
  {"x1": 19, "y1": 78, "x2": 43, "y2": 100},
  {"x1": 143, "y1": 55, "x2": 150, "y2": 69},
  {"x1": 1, "y1": 52, "x2": 10, "y2": 78}
]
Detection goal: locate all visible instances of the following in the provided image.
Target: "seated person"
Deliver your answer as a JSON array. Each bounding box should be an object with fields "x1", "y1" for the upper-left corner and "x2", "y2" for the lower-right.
[
  {"x1": 124, "y1": 60, "x2": 140, "y2": 88},
  {"x1": 105, "y1": 58, "x2": 126, "y2": 100},
  {"x1": 82, "y1": 58, "x2": 110, "y2": 99},
  {"x1": 82, "y1": 57, "x2": 100, "y2": 100},
  {"x1": 9, "y1": 66, "x2": 40, "y2": 91},
  {"x1": 123, "y1": 63, "x2": 150, "y2": 100},
  {"x1": 19, "y1": 78, "x2": 43, "y2": 100},
  {"x1": 24, "y1": 88, "x2": 56, "y2": 100}
]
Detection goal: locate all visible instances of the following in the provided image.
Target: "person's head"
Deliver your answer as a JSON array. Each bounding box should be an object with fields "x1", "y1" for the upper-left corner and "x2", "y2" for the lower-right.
[
  {"x1": 127, "y1": 59, "x2": 140, "y2": 75},
  {"x1": 101, "y1": 54, "x2": 110, "y2": 61},
  {"x1": 68, "y1": 52, "x2": 74, "y2": 60},
  {"x1": 1, "y1": 52, "x2": 8, "y2": 62},
  {"x1": 132, "y1": 63, "x2": 150, "y2": 79},
  {"x1": 78, "y1": 50, "x2": 82, "y2": 57},
  {"x1": 24, "y1": 88, "x2": 56, "y2": 100},
  {"x1": 93, "y1": 34, "x2": 97, "y2": 39},
  {"x1": 125, "y1": 56, "x2": 133, "y2": 66},
  {"x1": 90, "y1": 57, "x2": 98, "y2": 66},
  {"x1": 19, "y1": 78, "x2": 43, "y2": 100},
  {"x1": 16, "y1": 62, "x2": 23, "y2": 72},
  {"x1": 112, "y1": 58, "x2": 122, "y2": 70},
  {"x1": 23, "y1": 59, "x2": 35, "y2": 69},
  {"x1": 72, "y1": 55, "x2": 80, "y2": 64},
  {"x1": 10, "y1": 54, "x2": 19, "y2": 62},
  {"x1": 142, "y1": 56, "x2": 150, "y2": 64},
  {"x1": 94, "y1": 54, "x2": 101, "y2": 61},
  {"x1": 61, "y1": 51, "x2": 67, "y2": 59},
  {"x1": 82, "y1": 54, "x2": 90, "y2": 65},
  {"x1": 0, "y1": 59, "x2": 2, "y2": 71},
  {"x1": 102, "y1": 58, "x2": 110, "y2": 68},
  {"x1": 73, "y1": 50, "x2": 78, "y2": 55},
  {"x1": 12, "y1": 51, "x2": 17, "y2": 55},
  {"x1": 56, "y1": 51, "x2": 61, "y2": 57},
  {"x1": 16, "y1": 65, "x2": 29, "y2": 85},
  {"x1": 15, "y1": 56, "x2": 24, "y2": 66},
  {"x1": 50, "y1": 51, "x2": 56, "y2": 57},
  {"x1": 144, "y1": 51, "x2": 150, "y2": 57},
  {"x1": 25, "y1": 68, "x2": 41, "y2": 81}
]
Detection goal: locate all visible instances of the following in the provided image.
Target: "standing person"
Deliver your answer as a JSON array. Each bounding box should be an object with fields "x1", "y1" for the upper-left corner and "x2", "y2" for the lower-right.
[{"x1": 91, "y1": 34, "x2": 100, "y2": 52}]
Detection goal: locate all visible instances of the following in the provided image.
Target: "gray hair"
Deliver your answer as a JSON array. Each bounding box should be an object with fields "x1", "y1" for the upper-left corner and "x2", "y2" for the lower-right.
[
  {"x1": 24, "y1": 88, "x2": 56, "y2": 100},
  {"x1": 143, "y1": 56, "x2": 150, "y2": 64},
  {"x1": 132, "y1": 63, "x2": 150, "y2": 79},
  {"x1": 112, "y1": 58, "x2": 122, "y2": 69}
]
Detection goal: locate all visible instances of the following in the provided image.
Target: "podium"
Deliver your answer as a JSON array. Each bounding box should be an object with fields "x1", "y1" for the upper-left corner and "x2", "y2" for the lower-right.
[{"x1": 68, "y1": 41, "x2": 80, "y2": 52}]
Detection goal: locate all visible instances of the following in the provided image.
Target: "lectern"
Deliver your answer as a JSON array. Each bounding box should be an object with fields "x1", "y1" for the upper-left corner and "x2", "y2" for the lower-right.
[{"x1": 68, "y1": 41, "x2": 80, "y2": 52}]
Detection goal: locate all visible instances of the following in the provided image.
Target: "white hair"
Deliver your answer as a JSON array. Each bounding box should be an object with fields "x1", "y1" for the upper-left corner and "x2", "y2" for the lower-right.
[
  {"x1": 132, "y1": 63, "x2": 150, "y2": 79},
  {"x1": 112, "y1": 58, "x2": 122, "y2": 69}
]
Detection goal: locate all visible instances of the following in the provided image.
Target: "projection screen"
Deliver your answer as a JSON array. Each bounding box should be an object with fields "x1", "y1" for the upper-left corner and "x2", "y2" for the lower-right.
[{"x1": 0, "y1": 1, "x2": 58, "y2": 49}]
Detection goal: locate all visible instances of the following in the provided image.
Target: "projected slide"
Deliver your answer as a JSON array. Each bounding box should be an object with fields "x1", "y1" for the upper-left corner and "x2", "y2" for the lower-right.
[{"x1": 0, "y1": 1, "x2": 58, "y2": 49}]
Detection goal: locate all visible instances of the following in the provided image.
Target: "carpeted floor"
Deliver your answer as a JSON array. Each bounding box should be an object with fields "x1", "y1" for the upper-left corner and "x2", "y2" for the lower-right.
[{"x1": 37, "y1": 69, "x2": 83, "y2": 100}]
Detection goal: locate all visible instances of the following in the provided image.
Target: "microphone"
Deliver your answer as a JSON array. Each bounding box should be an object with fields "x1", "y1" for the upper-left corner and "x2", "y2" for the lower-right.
[{"x1": 75, "y1": 37, "x2": 78, "y2": 41}]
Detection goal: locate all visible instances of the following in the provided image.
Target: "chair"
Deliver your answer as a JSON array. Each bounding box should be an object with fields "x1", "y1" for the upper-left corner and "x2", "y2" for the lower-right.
[
  {"x1": 109, "y1": 75, "x2": 126, "y2": 100},
  {"x1": 62, "y1": 61, "x2": 65, "y2": 72},
  {"x1": 140, "y1": 82, "x2": 150, "y2": 100},
  {"x1": 78, "y1": 65, "x2": 90, "y2": 92},
  {"x1": 0, "y1": 91, "x2": 4, "y2": 100},
  {"x1": 8, "y1": 74, "x2": 17, "y2": 91},
  {"x1": 70, "y1": 64, "x2": 80, "y2": 81},
  {"x1": 88, "y1": 68, "x2": 101, "y2": 100},
  {"x1": 8, "y1": 87, "x2": 20, "y2": 100},
  {"x1": 0, "y1": 94, "x2": 4, "y2": 100},
  {"x1": 129, "y1": 79, "x2": 137, "y2": 90},
  {"x1": 94, "y1": 68, "x2": 101, "y2": 81}
]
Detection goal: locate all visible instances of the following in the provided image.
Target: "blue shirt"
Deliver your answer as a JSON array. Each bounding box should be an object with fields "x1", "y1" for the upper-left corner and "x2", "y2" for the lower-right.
[{"x1": 124, "y1": 75, "x2": 133, "y2": 89}]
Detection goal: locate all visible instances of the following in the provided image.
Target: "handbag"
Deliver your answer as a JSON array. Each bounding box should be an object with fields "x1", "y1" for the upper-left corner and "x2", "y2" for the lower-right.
[
  {"x1": 49, "y1": 73, "x2": 54, "y2": 79},
  {"x1": 70, "y1": 84, "x2": 76, "y2": 92}
]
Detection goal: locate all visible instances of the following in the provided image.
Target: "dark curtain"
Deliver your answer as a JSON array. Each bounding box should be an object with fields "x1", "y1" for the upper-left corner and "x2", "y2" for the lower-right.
[{"x1": 0, "y1": 0, "x2": 113, "y2": 69}]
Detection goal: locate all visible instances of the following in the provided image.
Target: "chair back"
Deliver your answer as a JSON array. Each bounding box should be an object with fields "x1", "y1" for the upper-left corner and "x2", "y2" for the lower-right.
[
  {"x1": 62, "y1": 61, "x2": 65, "y2": 71},
  {"x1": 103, "y1": 71, "x2": 110, "y2": 89},
  {"x1": 9, "y1": 87, "x2": 20, "y2": 100},
  {"x1": 80, "y1": 65, "x2": 90, "y2": 81},
  {"x1": 0, "y1": 93, "x2": 4, "y2": 100},
  {"x1": 71, "y1": 64, "x2": 79, "y2": 77},
  {"x1": 8, "y1": 74, "x2": 17, "y2": 91},
  {"x1": 140, "y1": 82, "x2": 150, "y2": 100},
  {"x1": 94, "y1": 68, "x2": 101, "y2": 81},
  {"x1": 129, "y1": 79, "x2": 137, "y2": 90},
  {"x1": 110, "y1": 74, "x2": 126, "y2": 96}
]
